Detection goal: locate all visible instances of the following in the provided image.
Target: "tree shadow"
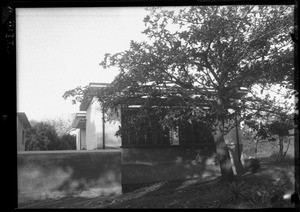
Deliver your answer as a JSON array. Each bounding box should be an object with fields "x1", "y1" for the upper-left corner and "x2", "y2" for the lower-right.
[{"x1": 104, "y1": 175, "x2": 223, "y2": 208}]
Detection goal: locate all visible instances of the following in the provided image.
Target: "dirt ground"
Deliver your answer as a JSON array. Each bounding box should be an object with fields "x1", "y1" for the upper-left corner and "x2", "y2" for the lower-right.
[{"x1": 18, "y1": 162, "x2": 296, "y2": 209}]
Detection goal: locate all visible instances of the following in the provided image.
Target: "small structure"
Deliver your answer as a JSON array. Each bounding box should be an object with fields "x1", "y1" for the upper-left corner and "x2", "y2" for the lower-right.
[
  {"x1": 72, "y1": 82, "x2": 247, "y2": 184},
  {"x1": 17, "y1": 112, "x2": 31, "y2": 151},
  {"x1": 119, "y1": 88, "x2": 247, "y2": 183}
]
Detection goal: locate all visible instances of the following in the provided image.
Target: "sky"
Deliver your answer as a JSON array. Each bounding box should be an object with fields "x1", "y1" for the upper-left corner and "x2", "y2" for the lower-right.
[
  {"x1": 16, "y1": 6, "x2": 295, "y2": 122},
  {"x1": 16, "y1": 7, "x2": 156, "y2": 122}
]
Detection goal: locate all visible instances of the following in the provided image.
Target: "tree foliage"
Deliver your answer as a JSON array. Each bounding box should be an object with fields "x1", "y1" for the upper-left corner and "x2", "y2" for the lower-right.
[
  {"x1": 95, "y1": 6, "x2": 293, "y2": 131},
  {"x1": 63, "y1": 5, "x2": 294, "y2": 180},
  {"x1": 44, "y1": 115, "x2": 75, "y2": 137},
  {"x1": 65, "y1": 6, "x2": 294, "y2": 124},
  {"x1": 242, "y1": 79, "x2": 296, "y2": 159},
  {"x1": 25, "y1": 121, "x2": 76, "y2": 151}
]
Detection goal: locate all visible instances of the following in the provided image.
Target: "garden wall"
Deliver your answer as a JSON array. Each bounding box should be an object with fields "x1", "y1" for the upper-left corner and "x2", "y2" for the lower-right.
[
  {"x1": 121, "y1": 145, "x2": 221, "y2": 184},
  {"x1": 17, "y1": 150, "x2": 121, "y2": 204}
]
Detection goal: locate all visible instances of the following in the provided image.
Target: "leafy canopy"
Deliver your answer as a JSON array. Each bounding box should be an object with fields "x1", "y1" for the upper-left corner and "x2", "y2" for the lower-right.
[
  {"x1": 64, "y1": 5, "x2": 294, "y2": 132},
  {"x1": 63, "y1": 5, "x2": 294, "y2": 181}
]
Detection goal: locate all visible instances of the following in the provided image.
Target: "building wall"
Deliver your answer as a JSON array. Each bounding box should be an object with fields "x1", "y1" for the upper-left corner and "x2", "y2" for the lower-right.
[
  {"x1": 86, "y1": 99, "x2": 103, "y2": 150},
  {"x1": 75, "y1": 129, "x2": 80, "y2": 150},
  {"x1": 17, "y1": 116, "x2": 26, "y2": 151},
  {"x1": 104, "y1": 118, "x2": 121, "y2": 148},
  {"x1": 85, "y1": 99, "x2": 121, "y2": 150},
  {"x1": 121, "y1": 145, "x2": 221, "y2": 184},
  {"x1": 75, "y1": 129, "x2": 87, "y2": 150},
  {"x1": 17, "y1": 150, "x2": 121, "y2": 204},
  {"x1": 80, "y1": 129, "x2": 87, "y2": 150}
]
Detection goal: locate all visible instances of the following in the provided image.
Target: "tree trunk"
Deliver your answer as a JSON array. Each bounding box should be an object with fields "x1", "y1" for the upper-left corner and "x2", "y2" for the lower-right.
[
  {"x1": 278, "y1": 137, "x2": 284, "y2": 161},
  {"x1": 213, "y1": 120, "x2": 235, "y2": 182},
  {"x1": 228, "y1": 144, "x2": 245, "y2": 175},
  {"x1": 255, "y1": 139, "x2": 258, "y2": 157},
  {"x1": 283, "y1": 137, "x2": 291, "y2": 158}
]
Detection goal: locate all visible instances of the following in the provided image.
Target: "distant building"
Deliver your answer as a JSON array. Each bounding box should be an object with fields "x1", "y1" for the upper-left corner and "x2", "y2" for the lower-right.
[
  {"x1": 72, "y1": 83, "x2": 121, "y2": 150},
  {"x1": 72, "y1": 112, "x2": 87, "y2": 150},
  {"x1": 17, "y1": 112, "x2": 31, "y2": 151}
]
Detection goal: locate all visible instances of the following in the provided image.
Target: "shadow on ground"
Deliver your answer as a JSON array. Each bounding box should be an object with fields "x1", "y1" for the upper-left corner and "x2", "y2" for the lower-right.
[{"x1": 19, "y1": 160, "x2": 296, "y2": 209}]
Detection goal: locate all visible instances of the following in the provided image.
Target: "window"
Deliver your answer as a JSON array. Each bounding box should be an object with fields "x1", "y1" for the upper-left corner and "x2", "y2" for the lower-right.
[{"x1": 22, "y1": 130, "x2": 25, "y2": 145}]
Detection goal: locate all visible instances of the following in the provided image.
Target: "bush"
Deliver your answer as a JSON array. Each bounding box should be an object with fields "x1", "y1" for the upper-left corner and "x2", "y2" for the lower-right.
[
  {"x1": 59, "y1": 134, "x2": 76, "y2": 150},
  {"x1": 225, "y1": 180, "x2": 251, "y2": 204},
  {"x1": 268, "y1": 152, "x2": 294, "y2": 163},
  {"x1": 249, "y1": 158, "x2": 260, "y2": 172}
]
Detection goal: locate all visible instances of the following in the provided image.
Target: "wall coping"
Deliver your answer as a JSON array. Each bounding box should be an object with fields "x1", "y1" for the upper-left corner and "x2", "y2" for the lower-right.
[
  {"x1": 17, "y1": 149, "x2": 121, "y2": 155},
  {"x1": 121, "y1": 144, "x2": 216, "y2": 148}
]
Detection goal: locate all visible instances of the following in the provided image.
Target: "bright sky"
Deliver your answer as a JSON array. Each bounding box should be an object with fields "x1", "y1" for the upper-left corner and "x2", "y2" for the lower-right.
[
  {"x1": 16, "y1": 7, "x2": 155, "y2": 122},
  {"x1": 16, "y1": 6, "x2": 295, "y2": 122}
]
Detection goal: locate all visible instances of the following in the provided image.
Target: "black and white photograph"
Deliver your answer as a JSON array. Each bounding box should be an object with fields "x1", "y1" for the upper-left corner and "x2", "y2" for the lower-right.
[{"x1": 4, "y1": 2, "x2": 298, "y2": 209}]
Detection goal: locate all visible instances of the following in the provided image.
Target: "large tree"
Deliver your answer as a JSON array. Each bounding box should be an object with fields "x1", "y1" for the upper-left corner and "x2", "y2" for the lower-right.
[{"x1": 64, "y1": 5, "x2": 294, "y2": 181}]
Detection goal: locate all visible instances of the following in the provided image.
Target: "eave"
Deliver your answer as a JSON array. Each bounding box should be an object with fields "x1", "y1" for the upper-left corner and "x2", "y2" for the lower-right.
[
  {"x1": 79, "y1": 82, "x2": 110, "y2": 111},
  {"x1": 17, "y1": 112, "x2": 31, "y2": 129},
  {"x1": 72, "y1": 112, "x2": 87, "y2": 129}
]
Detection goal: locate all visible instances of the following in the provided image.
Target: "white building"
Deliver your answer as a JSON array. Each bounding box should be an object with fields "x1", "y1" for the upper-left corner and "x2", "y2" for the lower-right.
[
  {"x1": 17, "y1": 112, "x2": 31, "y2": 151},
  {"x1": 72, "y1": 83, "x2": 121, "y2": 150}
]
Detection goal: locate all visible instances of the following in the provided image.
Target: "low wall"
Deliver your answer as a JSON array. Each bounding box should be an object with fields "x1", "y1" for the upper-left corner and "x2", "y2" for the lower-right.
[
  {"x1": 121, "y1": 145, "x2": 221, "y2": 184},
  {"x1": 17, "y1": 150, "x2": 121, "y2": 204}
]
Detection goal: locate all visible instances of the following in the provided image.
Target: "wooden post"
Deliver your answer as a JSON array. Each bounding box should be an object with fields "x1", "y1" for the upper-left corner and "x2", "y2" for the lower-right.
[
  {"x1": 102, "y1": 106, "x2": 105, "y2": 149},
  {"x1": 235, "y1": 112, "x2": 241, "y2": 162}
]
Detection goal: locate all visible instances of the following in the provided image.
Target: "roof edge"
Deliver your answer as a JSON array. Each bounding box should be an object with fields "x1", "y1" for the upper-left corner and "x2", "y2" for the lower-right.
[{"x1": 17, "y1": 112, "x2": 31, "y2": 129}]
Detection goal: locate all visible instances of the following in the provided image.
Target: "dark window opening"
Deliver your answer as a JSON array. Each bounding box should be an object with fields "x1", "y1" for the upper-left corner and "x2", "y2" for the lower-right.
[
  {"x1": 121, "y1": 108, "x2": 214, "y2": 147},
  {"x1": 22, "y1": 130, "x2": 25, "y2": 145}
]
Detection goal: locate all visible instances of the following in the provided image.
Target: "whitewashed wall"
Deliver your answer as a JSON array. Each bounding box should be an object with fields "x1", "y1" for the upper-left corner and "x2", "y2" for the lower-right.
[
  {"x1": 17, "y1": 116, "x2": 26, "y2": 151},
  {"x1": 85, "y1": 98, "x2": 121, "y2": 150},
  {"x1": 75, "y1": 129, "x2": 87, "y2": 150},
  {"x1": 86, "y1": 98, "x2": 103, "y2": 150},
  {"x1": 80, "y1": 129, "x2": 87, "y2": 150},
  {"x1": 104, "y1": 114, "x2": 121, "y2": 148}
]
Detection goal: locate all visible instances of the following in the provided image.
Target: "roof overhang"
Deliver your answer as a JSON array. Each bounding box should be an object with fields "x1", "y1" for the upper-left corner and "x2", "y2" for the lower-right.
[
  {"x1": 17, "y1": 112, "x2": 31, "y2": 129},
  {"x1": 79, "y1": 82, "x2": 110, "y2": 111},
  {"x1": 72, "y1": 112, "x2": 87, "y2": 129},
  {"x1": 79, "y1": 82, "x2": 248, "y2": 110},
  {"x1": 120, "y1": 87, "x2": 249, "y2": 107}
]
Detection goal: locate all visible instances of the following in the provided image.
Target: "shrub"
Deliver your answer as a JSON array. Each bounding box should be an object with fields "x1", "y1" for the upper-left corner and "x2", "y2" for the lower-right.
[
  {"x1": 268, "y1": 151, "x2": 294, "y2": 163},
  {"x1": 248, "y1": 189, "x2": 273, "y2": 208},
  {"x1": 249, "y1": 158, "x2": 260, "y2": 172},
  {"x1": 225, "y1": 180, "x2": 251, "y2": 204}
]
